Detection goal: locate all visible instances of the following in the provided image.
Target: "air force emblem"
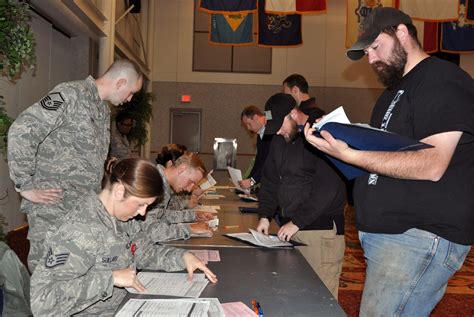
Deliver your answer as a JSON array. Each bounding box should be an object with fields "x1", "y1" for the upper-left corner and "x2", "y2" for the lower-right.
[
  {"x1": 45, "y1": 247, "x2": 70, "y2": 268},
  {"x1": 40, "y1": 92, "x2": 65, "y2": 111}
]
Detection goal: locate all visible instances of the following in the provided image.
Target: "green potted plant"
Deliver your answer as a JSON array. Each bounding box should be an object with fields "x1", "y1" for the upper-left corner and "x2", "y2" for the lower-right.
[
  {"x1": 117, "y1": 88, "x2": 154, "y2": 149},
  {"x1": 0, "y1": 97, "x2": 13, "y2": 156},
  {"x1": 0, "y1": 0, "x2": 36, "y2": 157},
  {"x1": 0, "y1": 0, "x2": 36, "y2": 80}
]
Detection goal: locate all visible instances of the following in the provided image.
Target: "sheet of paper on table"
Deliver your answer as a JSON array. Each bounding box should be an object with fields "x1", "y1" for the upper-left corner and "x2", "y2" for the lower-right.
[
  {"x1": 221, "y1": 301, "x2": 258, "y2": 317},
  {"x1": 202, "y1": 193, "x2": 226, "y2": 199},
  {"x1": 126, "y1": 272, "x2": 209, "y2": 297},
  {"x1": 115, "y1": 298, "x2": 225, "y2": 317},
  {"x1": 226, "y1": 229, "x2": 293, "y2": 248},
  {"x1": 193, "y1": 205, "x2": 221, "y2": 213},
  {"x1": 189, "y1": 249, "x2": 221, "y2": 264}
]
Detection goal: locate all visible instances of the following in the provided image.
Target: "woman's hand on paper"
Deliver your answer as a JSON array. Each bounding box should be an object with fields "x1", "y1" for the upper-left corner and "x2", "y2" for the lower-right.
[
  {"x1": 183, "y1": 252, "x2": 218, "y2": 283},
  {"x1": 112, "y1": 267, "x2": 146, "y2": 293}
]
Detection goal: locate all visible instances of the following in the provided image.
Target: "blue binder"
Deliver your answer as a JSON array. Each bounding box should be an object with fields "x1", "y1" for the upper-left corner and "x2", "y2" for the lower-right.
[{"x1": 315, "y1": 122, "x2": 433, "y2": 180}]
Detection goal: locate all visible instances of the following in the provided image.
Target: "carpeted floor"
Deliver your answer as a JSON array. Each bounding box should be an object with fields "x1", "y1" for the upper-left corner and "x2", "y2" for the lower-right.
[{"x1": 338, "y1": 205, "x2": 474, "y2": 317}]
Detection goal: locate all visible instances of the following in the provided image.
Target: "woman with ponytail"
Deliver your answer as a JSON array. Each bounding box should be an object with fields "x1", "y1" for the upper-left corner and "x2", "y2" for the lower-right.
[{"x1": 30, "y1": 158, "x2": 217, "y2": 316}]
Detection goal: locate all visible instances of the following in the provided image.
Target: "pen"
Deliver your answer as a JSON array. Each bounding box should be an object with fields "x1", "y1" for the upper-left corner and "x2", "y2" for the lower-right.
[
  {"x1": 130, "y1": 242, "x2": 136, "y2": 270},
  {"x1": 251, "y1": 299, "x2": 259, "y2": 315},
  {"x1": 256, "y1": 301, "x2": 264, "y2": 317},
  {"x1": 224, "y1": 225, "x2": 240, "y2": 229}
]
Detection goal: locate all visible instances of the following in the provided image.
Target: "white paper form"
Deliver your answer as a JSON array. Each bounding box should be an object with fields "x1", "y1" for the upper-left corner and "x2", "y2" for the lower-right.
[
  {"x1": 226, "y1": 166, "x2": 244, "y2": 189},
  {"x1": 226, "y1": 230, "x2": 293, "y2": 248},
  {"x1": 115, "y1": 298, "x2": 225, "y2": 317},
  {"x1": 126, "y1": 272, "x2": 209, "y2": 297},
  {"x1": 312, "y1": 106, "x2": 351, "y2": 130},
  {"x1": 199, "y1": 171, "x2": 217, "y2": 191},
  {"x1": 249, "y1": 229, "x2": 293, "y2": 247}
]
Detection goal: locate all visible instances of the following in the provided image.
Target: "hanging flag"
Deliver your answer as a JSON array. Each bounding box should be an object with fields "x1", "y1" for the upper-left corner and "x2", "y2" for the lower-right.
[
  {"x1": 398, "y1": 0, "x2": 459, "y2": 22},
  {"x1": 412, "y1": 20, "x2": 439, "y2": 53},
  {"x1": 441, "y1": 0, "x2": 474, "y2": 53},
  {"x1": 265, "y1": 0, "x2": 296, "y2": 14},
  {"x1": 199, "y1": 0, "x2": 257, "y2": 14},
  {"x1": 346, "y1": 0, "x2": 395, "y2": 49},
  {"x1": 466, "y1": 0, "x2": 474, "y2": 23},
  {"x1": 265, "y1": 0, "x2": 326, "y2": 14},
  {"x1": 210, "y1": 13, "x2": 255, "y2": 45},
  {"x1": 258, "y1": 0, "x2": 302, "y2": 47}
]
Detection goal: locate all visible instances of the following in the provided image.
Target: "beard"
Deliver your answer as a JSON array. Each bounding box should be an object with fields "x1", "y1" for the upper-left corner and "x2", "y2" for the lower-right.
[
  {"x1": 371, "y1": 37, "x2": 407, "y2": 89},
  {"x1": 283, "y1": 119, "x2": 299, "y2": 143}
]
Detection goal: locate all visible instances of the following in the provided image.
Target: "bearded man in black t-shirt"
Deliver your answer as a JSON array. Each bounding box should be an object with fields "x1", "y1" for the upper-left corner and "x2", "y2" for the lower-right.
[{"x1": 304, "y1": 7, "x2": 474, "y2": 317}]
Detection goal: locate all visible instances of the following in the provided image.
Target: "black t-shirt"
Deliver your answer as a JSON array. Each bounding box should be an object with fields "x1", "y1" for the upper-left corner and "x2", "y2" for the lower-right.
[{"x1": 354, "y1": 57, "x2": 474, "y2": 245}]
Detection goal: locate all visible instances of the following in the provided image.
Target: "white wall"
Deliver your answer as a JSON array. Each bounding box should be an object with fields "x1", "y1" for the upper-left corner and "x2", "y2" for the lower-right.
[
  {"x1": 0, "y1": 12, "x2": 90, "y2": 232},
  {"x1": 153, "y1": 0, "x2": 474, "y2": 85}
]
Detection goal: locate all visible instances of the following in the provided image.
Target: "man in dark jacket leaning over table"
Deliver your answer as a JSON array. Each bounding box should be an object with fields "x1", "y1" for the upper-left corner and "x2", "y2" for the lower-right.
[{"x1": 256, "y1": 92, "x2": 346, "y2": 299}]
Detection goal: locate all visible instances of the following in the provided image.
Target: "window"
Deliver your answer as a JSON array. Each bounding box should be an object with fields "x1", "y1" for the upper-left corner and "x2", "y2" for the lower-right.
[{"x1": 193, "y1": 0, "x2": 272, "y2": 73}]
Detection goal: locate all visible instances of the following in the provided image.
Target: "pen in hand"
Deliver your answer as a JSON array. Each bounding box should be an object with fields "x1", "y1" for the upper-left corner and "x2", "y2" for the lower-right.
[{"x1": 130, "y1": 242, "x2": 136, "y2": 270}]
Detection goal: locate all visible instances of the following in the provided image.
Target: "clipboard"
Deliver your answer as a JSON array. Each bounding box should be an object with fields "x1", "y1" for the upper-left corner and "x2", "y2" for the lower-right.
[{"x1": 314, "y1": 122, "x2": 433, "y2": 180}]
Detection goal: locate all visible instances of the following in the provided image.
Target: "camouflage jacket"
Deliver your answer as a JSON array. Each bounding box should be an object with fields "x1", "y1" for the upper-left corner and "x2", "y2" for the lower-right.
[
  {"x1": 109, "y1": 124, "x2": 131, "y2": 160},
  {"x1": 8, "y1": 76, "x2": 110, "y2": 208},
  {"x1": 140, "y1": 165, "x2": 196, "y2": 242},
  {"x1": 30, "y1": 193, "x2": 187, "y2": 316}
]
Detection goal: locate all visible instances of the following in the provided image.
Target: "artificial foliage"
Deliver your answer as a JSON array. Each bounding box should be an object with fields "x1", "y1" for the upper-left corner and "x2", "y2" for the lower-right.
[
  {"x1": 0, "y1": 0, "x2": 36, "y2": 80},
  {"x1": 117, "y1": 89, "x2": 154, "y2": 149},
  {"x1": 0, "y1": 97, "x2": 12, "y2": 157}
]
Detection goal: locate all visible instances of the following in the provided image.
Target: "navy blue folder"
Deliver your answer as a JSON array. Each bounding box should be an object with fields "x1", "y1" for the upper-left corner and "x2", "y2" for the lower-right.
[{"x1": 315, "y1": 122, "x2": 433, "y2": 180}]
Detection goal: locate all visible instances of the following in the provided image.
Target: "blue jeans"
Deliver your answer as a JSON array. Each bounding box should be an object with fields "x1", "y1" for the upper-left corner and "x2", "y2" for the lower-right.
[{"x1": 359, "y1": 229, "x2": 470, "y2": 317}]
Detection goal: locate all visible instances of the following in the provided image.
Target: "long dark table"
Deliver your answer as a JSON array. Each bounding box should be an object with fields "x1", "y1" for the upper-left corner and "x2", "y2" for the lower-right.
[{"x1": 117, "y1": 246, "x2": 346, "y2": 316}]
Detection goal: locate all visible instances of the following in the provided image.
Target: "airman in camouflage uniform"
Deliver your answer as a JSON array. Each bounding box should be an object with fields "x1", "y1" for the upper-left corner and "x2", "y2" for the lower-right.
[
  {"x1": 142, "y1": 156, "x2": 213, "y2": 242},
  {"x1": 143, "y1": 164, "x2": 203, "y2": 242},
  {"x1": 7, "y1": 59, "x2": 143, "y2": 272},
  {"x1": 30, "y1": 193, "x2": 189, "y2": 316},
  {"x1": 109, "y1": 111, "x2": 133, "y2": 160}
]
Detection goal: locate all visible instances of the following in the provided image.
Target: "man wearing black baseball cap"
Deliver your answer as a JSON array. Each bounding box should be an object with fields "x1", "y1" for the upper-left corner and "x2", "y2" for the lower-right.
[
  {"x1": 257, "y1": 92, "x2": 346, "y2": 299},
  {"x1": 304, "y1": 6, "x2": 474, "y2": 316}
]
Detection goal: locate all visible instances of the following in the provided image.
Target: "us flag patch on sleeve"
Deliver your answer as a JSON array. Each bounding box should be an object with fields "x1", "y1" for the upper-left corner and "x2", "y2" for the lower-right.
[
  {"x1": 40, "y1": 92, "x2": 65, "y2": 111},
  {"x1": 45, "y1": 247, "x2": 70, "y2": 268}
]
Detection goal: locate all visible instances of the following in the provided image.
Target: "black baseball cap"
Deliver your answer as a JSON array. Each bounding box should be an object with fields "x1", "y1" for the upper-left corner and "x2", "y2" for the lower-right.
[
  {"x1": 264, "y1": 93, "x2": 297, "y2": 135},
  {"x1": 346, "y1": 7, "x2": 412, "y2": 61}
]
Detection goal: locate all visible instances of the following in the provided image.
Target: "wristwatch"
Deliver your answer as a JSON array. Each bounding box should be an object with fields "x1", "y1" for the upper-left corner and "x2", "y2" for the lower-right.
[{"x1": 250, "y1": 177, "x2": 256, "y2": 187}]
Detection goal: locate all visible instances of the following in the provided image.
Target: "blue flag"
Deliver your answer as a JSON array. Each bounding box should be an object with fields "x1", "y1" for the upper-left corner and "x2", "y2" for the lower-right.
[
  {"x1": 210, "y1": 13, "x2": 254, "y2": 45},
  {"x1": 257, "y1": 0, "x2": 302, "y2": 47},
  {"x1": 200, "y1": 0, "x2": 257, "y2": 13},
  {"x1": 441, "y1": 0, "x2": 474, "y2": 53}
]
